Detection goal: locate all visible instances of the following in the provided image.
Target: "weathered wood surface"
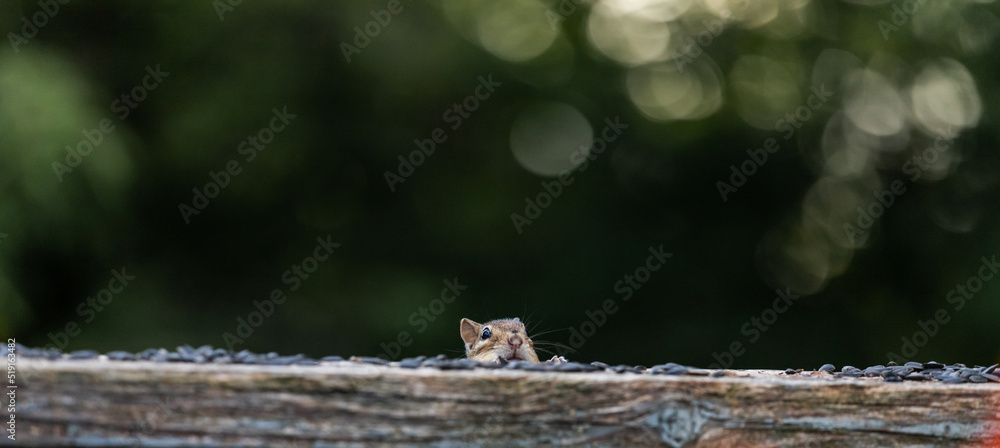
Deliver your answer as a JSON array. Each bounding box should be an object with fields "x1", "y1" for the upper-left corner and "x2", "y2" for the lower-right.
[{"x1": 14, "y1": 358, "x2": 1000, "y2": 447}]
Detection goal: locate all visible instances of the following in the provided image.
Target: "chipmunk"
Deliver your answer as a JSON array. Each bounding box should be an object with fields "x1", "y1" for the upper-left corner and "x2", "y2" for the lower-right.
[{"x1": 461, "y1": 317, "x2": 566, "y2": 364}]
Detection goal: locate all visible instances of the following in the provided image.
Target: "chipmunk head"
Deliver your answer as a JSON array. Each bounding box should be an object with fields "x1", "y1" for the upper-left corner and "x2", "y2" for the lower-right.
[{"x1": 461, "y1": 317, "x2": 540, "y2": 364}]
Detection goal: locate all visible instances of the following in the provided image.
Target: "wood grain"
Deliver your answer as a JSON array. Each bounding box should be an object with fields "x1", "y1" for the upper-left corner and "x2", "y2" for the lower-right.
[{"x1": 15, "y1": 358, "x2": 1000, "y2": 447}]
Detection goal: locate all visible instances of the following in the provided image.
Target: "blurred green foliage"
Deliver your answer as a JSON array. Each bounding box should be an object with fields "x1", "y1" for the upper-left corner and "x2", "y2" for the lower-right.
[{"x1": 1, "y1": 0, "x2": 999, "y2": 368}]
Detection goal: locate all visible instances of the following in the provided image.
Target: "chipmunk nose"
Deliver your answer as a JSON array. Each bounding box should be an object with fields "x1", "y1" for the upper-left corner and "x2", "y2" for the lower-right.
[{"x1": 509, "y1": 335, "x2": 523, "y2": 349}]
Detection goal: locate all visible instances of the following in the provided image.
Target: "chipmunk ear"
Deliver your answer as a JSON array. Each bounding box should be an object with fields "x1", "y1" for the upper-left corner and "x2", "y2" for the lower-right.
[{"x1": 460, "y1": 318, "x2": 481, "y2": 346}]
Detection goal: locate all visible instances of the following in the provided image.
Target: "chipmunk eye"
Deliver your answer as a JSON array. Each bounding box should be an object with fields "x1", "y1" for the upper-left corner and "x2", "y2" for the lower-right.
[{"x1": 481, "y1": 328, "x2": 491, "y2": 340}]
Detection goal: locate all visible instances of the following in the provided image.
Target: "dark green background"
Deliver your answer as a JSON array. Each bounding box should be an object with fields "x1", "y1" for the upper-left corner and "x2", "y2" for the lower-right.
[{"x1": 2, "y1": 0, "x2": 999, "y2": 368}]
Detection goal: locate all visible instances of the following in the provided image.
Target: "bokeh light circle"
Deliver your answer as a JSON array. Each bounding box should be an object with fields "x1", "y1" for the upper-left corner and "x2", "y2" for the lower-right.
[{"x1": 510, "y1": 102, "x2": 594, "y2": 176}]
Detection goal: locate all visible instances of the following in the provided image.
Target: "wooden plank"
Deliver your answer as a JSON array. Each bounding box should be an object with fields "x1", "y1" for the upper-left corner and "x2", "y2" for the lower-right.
[{"x1": 15, "y1": 358, "x2": 1000, "y2": 447}]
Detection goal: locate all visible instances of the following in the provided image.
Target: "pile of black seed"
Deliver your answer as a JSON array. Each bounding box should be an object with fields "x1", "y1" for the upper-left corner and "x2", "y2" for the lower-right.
[
  {"x1": 5, "y1": 344, "x2": 997, "y2": 384},
  {"x1": 5, "y1": 344, "x2": 325, "y2": 366},
  {"x1": 791, "y1": 361, "x2": 1000, "y2": 384}
]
